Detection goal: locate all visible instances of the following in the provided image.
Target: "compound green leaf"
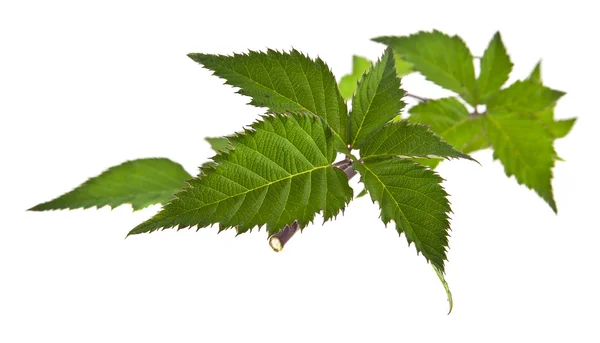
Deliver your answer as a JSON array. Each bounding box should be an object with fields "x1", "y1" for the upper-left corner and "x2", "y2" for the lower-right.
[
  {"x1": 188, "y1": 49, "x2": 349, "y2": 145},
  {"x1": 485, "y1": 112, "x2": 557, "y2": 212},
  {"x1": 129, "y1": 113, "x2": 353, "y2": 236},
  {"x1": 349, "y1": 48, "x2": 405, "y2": 148},
  {"x1": 478, "y1": 32, "x2": 513, "y2": 103},
  {"x1": 373, "y1": 30, "x2": 477, "y2": 105},
  {"x1": 409, "y1": 98, "x2": 489, "y2": 153},
  {"x1": 30, "y1": 158, "x2": 192, "y2": 211},
  {"x1": 356, "y1": 157, "x2": 451, "y2": 273},
  {"x1": 487, "y1": 79, "x2": 565, "y2": 114},
  {"x1": 360, "y1": 120, "x2": 474, "y2": 162},
  {"x1": 339, "y1": 55, "x2": 372, "y2": 101}
]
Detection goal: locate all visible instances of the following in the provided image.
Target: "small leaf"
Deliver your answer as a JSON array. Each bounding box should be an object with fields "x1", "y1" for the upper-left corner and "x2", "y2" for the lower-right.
[
  {"x1": 349, "y1": 48, "x2": 405, "y2": 148},
  {"x1": 338, "y1": 55, "x2": 372, "y2": 100},
  {"x1": 393, "y1": 53, "x2": 413, "y2": 77},
  {"x1": 409, "y1": 98, "x2": 489, "y2": 153},
  {"x1": 30, "y1": 158, "x2": 192, "y2": 211},
  {"x1": 485, "y1": 112, "x2": 557, "y2": 212},
  {"x1": 188, "y1": 49, "x2": 349, "y2": 146},
  {"x1": 478, "y1": 32, "x2": 513, "y2": 103},
  {"x1": 373, "y1": 30, "x2": 477, "y2": 105},
  {"x1": 205, "y1": 137, "x2": 232, "y2": 153},
  {"x1": 487, "y1": 79, "x2": 565, "y2": 113},
  {"x1": 360, "y1": 120, "x2": 475, "y2": 162},
  {"x1": 356, "y1": 158, "x2": 451, "y2": 273},
  {"x1": 129, "y1": 113, "x2": 353, "y2": 236}
]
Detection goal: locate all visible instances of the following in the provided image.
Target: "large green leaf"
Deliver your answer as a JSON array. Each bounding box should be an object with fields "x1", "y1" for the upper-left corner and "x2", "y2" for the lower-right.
[
  {"x1": 349, "y1": 48, "x2": 405, "y2": 148},
  {"x1": 485, "y1": 112, "x2": 557, "y2": 212},
  {"x1": 409, "y1": 98, "x2": 489, "y2": 154},
  {"x1": 360, "y1": 120, "x2": 474, "y2": 161},
  {"x1": 355, "y1": 158, "x2": 451, "y2": 273},
  {"x1": 478, "y1": 32, "x2": 513, "y2": 103},
  {"x1": 188, "y1": 50, "x2": 349, "y2": 146},
  {"x1": 129, "y1": 114, "x2": 353, "y2": 236},
  {"x1": 487, "y1": 79, "x2": 565, "y2": 114},
  {"x1": 30, "y1": 158, "x2": 192, "y2": 211},
  {"x1": 338, "y1": 55, "x2": 372, "y2": 101},
  {"x1": 373, "y1": 30, "x2": 477, "y2": 105}
]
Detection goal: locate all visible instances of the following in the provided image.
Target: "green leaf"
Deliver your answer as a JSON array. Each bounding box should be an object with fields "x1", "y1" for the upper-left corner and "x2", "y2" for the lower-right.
[
  {"x1": 349, "y1": 48, "x2": 405, "y2": 148},
  {"x1": 433, "y1": 265, "x2": 453, "y2": 314},
  {"x1": 188, "y1": 50, "x2": 349, "y2": 146},
  {"x1": 484, "y1": 112, "x2": 557, "y2": 212},
  {"x1": 487, "y1": 79, "x2": 565, "y2": 113},
  {"x1": 129, "y1": 113, "x2": 353, "y2": 236},
  {"x1": 356, "y1": 158, "x2": 451, "y2": 272},
  {"x1": 29, "y1": 158, "x2": 192, "y2": 211},
  {"x1": 205, "y1": 137, "x2": 232, "y2": 153},
  {"x1": 393, "y1": 53, "x2": 413, "y2": 77},
  {"x1": 360, "y1": 120, "x2": 475, "y2": 162},
  {"x1": 409, "y1": 98, "x2": 489, "y2": 153},
  {"x1": 525, "y1": 62, "x2": 576, "y2": 140},
  {"x1": 356, "y1": 188, "x2": 368, "y2": 198},
  {"x1": 528, "y1": 60, "x2": 542, "y2": 83},
  {"x1": 412, "y1": 157, "x2": 443, "y2": 169},
  {"x1": 549, "y1": 118, "x2": 577, "y2": 138},
  {"x1": 339, "y1": 55, "x2": 372, "y2": 101},
  {"x1": 373, "y1": 30, "x2": 477, "y2": 105},
  {"x1": 478, "y1": 32, "x2": 513, "y2": 103},
  {"x1": 536, "y1": 107, "x2": 577, "y2": 139}
]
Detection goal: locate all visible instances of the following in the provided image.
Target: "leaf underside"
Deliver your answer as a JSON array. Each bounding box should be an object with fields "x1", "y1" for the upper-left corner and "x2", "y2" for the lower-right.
[
  {"x1": 30, "y1": 158, "x2": 192, "y2": 211},
  {"x1": 128, "y1": 113, "x2": 353, "y2": 236}
]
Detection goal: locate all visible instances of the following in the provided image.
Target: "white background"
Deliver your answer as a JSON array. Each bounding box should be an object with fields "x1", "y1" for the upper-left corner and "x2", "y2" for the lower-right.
[{"x1": 1, "y1": 0, "x2": 598, "y2": 342}]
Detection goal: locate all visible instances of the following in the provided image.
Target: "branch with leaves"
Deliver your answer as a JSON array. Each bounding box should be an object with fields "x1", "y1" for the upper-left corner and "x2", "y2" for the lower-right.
[{"x1": 29, "y1": 30, "x2": 574, "y2": 313}]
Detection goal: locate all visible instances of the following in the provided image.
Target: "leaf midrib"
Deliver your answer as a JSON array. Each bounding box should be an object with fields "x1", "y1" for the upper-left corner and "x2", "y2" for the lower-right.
[
  {"x1": 486, "y1": 114, "x2": 539, "y2": 176},
  {"x1": 151, "y1": 165, "x2": 332, "y2": 225},
  {"x1": 362, "y1": 162, "x2": 446, "y2": 261}
]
